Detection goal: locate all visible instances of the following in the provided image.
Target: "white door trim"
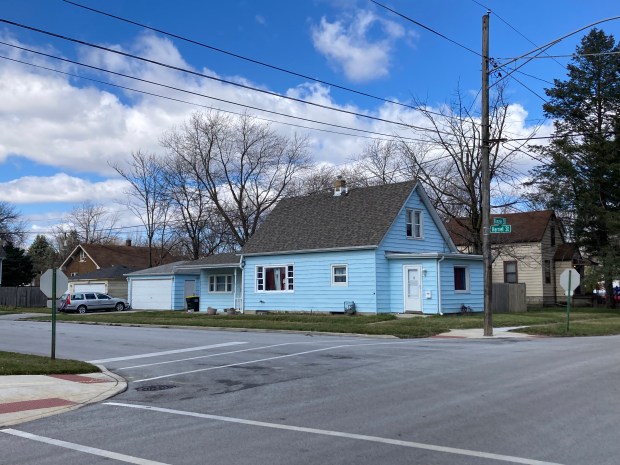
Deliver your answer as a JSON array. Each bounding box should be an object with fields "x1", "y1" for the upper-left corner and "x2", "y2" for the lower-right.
[{"x1": 403, "y1": 265, "x2": 422, "y2": 313}]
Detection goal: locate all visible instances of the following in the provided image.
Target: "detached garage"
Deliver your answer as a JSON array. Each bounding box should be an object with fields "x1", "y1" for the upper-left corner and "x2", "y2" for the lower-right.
[
  {"x1": 69, "y1": 265, "x2": 138, "y2": 299},
  {"x1": 126, "y1": 261, "x2": 199, "y2": 311}
]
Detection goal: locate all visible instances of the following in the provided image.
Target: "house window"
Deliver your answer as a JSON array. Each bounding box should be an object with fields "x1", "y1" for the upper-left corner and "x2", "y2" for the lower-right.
[
  {"x1": 406, "y1": 209, "x2": 423, "y2": 239},
  {"x1": 454, "y1": 266, "x2": 469, "y2": 292},
  {"x1": 550, "y1": 224, "x2": 556, "y2": 246},
  {"x1": 79, "y1": 250, "x2": 86, "y2": 262},
  {"x1": 209, "y1": 275, "x2": 232, "y2": 293},
  {"x1": 504, "y1": 261, "x2": 518, "y2": 283},
  {"x1": 332, "y1": 265, "x2": 348, "y2": 286},
  {"x1": 544, "y1": 260, "x2": 551, "y2": 284},
  {"x1": 70, "y1": 272, "x2": 78, "y2": 277},
  {"x1": 256, "y1": 265, "x2": 294, "y2": 292}
]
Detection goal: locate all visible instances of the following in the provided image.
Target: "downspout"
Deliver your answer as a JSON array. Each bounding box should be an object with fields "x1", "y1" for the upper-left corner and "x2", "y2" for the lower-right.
[
  {"x1": 239, "y1": 255, "x2": 245, "y2": 314},
  {"x1": 437, "y1": 255, "x2": 445, "y2": 315},
  {"x1": 233, "y1": 268, "x2": 237, "y2": 311}
]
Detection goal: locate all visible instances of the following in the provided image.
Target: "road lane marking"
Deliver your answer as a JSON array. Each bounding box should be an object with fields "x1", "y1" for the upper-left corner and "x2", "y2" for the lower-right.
[
  {"x1": 104, "y1": 403, "x2": 565, "y2": 465},
  {"x1": 117, "y1": 342, "x2": 301, "y2": 370},
  {"x1": 87, "y1": 342, "x2": 246, "y2": 364},
  {"x1": 132, "y1": 344, "x2": 354, "y2": 382},
  {"x1": 130, "y1": 340, "x2": 446, "y2": 383},
  {"x1": 1, "y1": 429, "x2": 172, "y2": 465}
]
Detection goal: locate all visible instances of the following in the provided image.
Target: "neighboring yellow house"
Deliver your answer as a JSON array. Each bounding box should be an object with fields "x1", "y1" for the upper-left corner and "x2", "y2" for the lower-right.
[{"x1": 447, "y1": 211, "x2": 583, "y2": 306}]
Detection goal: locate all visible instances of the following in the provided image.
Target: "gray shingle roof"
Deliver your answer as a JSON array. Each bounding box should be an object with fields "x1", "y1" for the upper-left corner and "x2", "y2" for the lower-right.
[
  {"x1": 125, "y1": 261, "x2": 195, "y2": 276},
  {"x1": 74, "y1": 265, "x2": 139, "y2": 280},
  {"x1": 241, "y1": 181, "x2": 417, "y2": 255},
  {"x1": 177, "y1": 253, "x2": 241, "y2": 269}
]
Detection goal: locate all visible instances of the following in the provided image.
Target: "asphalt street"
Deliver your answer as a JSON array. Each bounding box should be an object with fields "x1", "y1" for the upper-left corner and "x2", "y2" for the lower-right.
[{"x1": 1, "y1": 319, "x2": 619, "y2": 464}]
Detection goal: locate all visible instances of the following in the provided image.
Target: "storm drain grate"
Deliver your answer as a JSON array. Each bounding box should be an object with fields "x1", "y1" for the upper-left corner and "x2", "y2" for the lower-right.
[{"x1": 135, "y1": 385, "x2": 176, "y2": 392}]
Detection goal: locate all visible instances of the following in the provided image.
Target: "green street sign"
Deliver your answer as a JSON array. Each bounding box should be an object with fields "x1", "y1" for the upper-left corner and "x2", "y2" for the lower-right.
[
  {"x1": 493, "y1": 217, "x2": 506, "y2": 226},
  {"x1": 490, "y1": 224, "x2": 511, "y2": 233}
]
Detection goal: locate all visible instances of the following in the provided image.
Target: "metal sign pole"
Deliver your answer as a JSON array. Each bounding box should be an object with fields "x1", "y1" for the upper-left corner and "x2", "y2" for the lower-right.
[
  {"x1": 566, "y1": 272, "x2": 571, "y2": 332},
  {"x1": 51, "y1": 268, "x2": 57, "y2": 360}
]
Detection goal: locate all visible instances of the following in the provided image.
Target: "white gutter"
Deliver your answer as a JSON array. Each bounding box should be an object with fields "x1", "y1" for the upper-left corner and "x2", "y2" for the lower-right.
[{"x1": 437, "y1": 255, "x2": 446, "y2": 315}]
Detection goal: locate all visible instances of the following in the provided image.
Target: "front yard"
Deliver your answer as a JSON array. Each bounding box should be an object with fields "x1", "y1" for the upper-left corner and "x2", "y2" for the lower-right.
[{"x1": 5, "y1": 305, "x2": 620, "y2": 338}]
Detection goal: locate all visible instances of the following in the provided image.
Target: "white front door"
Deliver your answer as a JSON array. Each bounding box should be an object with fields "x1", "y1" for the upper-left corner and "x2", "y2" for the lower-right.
[{"x1": 403, "y1": 265, "x2": 422, "y2": 313}]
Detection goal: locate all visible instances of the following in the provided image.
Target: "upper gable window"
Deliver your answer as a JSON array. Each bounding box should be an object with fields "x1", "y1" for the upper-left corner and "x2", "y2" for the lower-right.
[
  {"x1": 406, "y1": 209, "x2": 423, "y2": 239},
  {"x1": 79, "y1": 250, "x2": 86, "y2": 262},
  {"x1": 550, "y1": 224, "x2": 556, "y2": 246}
]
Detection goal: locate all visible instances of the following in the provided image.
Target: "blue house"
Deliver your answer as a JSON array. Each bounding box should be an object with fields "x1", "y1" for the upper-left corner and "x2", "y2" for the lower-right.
[{"x1": 192, "y1": 180, "x2": 483, "y2": 315}]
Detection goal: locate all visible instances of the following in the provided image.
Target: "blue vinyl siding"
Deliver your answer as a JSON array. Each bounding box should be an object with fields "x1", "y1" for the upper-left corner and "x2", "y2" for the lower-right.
[
  {"x1": 385, "y1": 258, "x2": 440, "y2": 314},
  {"x1": 378, "y1": 191, "x2": 452, "y2": 256},
  {"x1": 200, "y1": 268, "x2": 242, "y2": 311},
  {"x1": 173, "y1": 275, "x2": 200, "y2": 310},
  {"x1": 439, "y1": 259, "x2": 484, "y2": 314},
  {"x1": 243, "y1": 250, "x2": 377, "y2": 313}
]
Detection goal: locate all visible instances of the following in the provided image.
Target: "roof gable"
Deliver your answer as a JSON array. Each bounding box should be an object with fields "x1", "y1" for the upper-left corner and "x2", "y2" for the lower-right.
[
  {"x1": 447, "y1": 210, "x2": 558, "y2": 246},
  {"x1": 241, "y1": 181, "x2": 425, "y2": 255},
  {"x1": 61, "y1": 243, "x2": 181, "y2": 270}
]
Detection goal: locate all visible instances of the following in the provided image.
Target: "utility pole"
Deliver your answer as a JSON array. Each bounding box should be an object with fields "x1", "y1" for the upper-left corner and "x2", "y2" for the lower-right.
[{"x1": 481, "y1": 12, "x2": 493, "y2": 336}]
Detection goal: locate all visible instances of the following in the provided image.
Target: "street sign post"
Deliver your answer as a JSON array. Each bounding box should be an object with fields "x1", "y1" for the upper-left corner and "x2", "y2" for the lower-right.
[
  {"x1": 490, "y1": 217, "x2": 511, "y2": 233},
  {"x1": 41, "y1": 268, "x2": 68, "y2": 360},
  {"x1": 560, "y1": 268, "x2": 581, "y2": 332}
]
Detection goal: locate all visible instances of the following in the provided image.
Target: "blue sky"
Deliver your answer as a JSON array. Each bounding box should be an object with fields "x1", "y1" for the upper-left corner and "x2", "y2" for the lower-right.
[{"x1": 1, "y1": 0, "x2": 619, "y2": 243}]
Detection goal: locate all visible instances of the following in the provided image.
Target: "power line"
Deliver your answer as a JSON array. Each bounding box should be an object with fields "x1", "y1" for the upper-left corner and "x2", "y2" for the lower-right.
[
  {"x1": 0, "y1": 18, "x2": 444, "y2": 134},
  {"x1": 470, "y1": 0, "x2": 567, "y2": 71},
  {"x1": 496, "y1": 50, "x2": 620, "y2": 60},
  {"x1": 0, "y1": 49, "x2": 429, "y2": 144},
  {"x1": 61, "y1": 0, "x2": 424, "y2": 114},
  {"x1": 370, "y1": 0, "x2": 481, "y2": 56}
]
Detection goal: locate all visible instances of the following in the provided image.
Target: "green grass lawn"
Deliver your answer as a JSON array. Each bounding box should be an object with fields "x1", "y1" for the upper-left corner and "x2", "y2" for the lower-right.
[
  {"x1": 7, "y1": 305, "x2": 620, "y2": 338},
  {"x1": 0, "y1": 351, "x2": 100, "y2": 376}
]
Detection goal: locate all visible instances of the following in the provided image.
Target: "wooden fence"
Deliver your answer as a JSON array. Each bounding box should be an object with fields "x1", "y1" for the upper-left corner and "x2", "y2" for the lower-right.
[
  {"x1": 492, "y1": 283, "x2": 527, "y2": 313},
  {"x1": 0, "y1": 287, "x2": 48, "y2": 307}
]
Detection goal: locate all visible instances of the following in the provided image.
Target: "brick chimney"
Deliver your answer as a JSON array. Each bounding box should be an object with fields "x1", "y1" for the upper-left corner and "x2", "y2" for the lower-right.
[{"x1": 333, "y1": 176, "x2": 348, "y2": 196}]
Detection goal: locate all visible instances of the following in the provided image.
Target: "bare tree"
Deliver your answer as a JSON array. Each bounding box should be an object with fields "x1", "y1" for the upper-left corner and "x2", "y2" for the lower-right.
[
  {"x1": 112, "y1": 151, "x2": 174, "y2": 267},
  {"x1": 161, "y1": 111, "x2": 311, "y2": 247},
  {"x1": 163, "y1": 153, "x2": 234, "y2": 259},
  {"x1": 0, "y1": 201, "x2": 26, "y2": 245},
  {"x1": 404, "y1": 85, "x2": 537, "y2": 255},
  {"x1": 351, "y1": 139, "x2": 410, "y2": 186},
  {"x1": 63, "y1": 202, "x2": 119, "y2": 245}
]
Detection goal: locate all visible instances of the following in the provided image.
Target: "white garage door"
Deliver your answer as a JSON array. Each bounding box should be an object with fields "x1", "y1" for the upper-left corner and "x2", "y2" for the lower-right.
[
  {"x1": 131, "y1": 278, "x2": 173, "y2": 310},
  {"x1": 74, "y1": 283, "x2": 106, "y2": 293}
]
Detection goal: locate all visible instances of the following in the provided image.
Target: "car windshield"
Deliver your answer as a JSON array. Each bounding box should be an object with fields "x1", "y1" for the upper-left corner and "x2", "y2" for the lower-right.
[{"x1": 96, "y1": 293, "x2": 110, "y2": 299}]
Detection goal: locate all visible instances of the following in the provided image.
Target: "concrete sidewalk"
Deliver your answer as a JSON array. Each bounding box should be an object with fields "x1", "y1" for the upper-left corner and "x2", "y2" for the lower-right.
[
  {"x1": 0, "y1": 367, "x2": 126, "y2": 427},
  {"x1": 435, "y1": 326, "x2": 536, "y2": 339}
]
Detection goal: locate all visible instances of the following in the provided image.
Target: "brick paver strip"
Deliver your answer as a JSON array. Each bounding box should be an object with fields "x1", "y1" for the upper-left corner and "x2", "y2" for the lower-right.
[
  {"x1": 47, "y1": 374, "x2": 108, "y2": 383},
  {"x1": 0, "y1": 398, "x2": 75, "y2": 414}
]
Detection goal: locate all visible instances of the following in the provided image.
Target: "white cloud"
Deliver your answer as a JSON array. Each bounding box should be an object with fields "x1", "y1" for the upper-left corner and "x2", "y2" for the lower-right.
[
  {"x1": 311, "y1": 10, "x2": 409, "y2": 82},
  {"x1": 0, "y1": 173, "x2": 129, "y2": 204}
]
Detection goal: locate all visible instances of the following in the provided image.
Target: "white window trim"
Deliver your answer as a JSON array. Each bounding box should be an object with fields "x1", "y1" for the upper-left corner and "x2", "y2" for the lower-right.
[
  {"x1": 406, "y1": 209, "x2": 424, "y2": 239},
  {"x1": 79, "y1": 250, "x2": 86, "y2": 262},
  {"x1": 454, "y1": 265, "x2": 470, "y2": 293},
  {"x1": 209, "y1": 275, "x2": 233, "y2": 293},
  {"x1": 331, "y1": 264, "x2": 348, "y2": 287},
  {"x1": 256, "y1": 264, "x2": 294, "y2": 292}
]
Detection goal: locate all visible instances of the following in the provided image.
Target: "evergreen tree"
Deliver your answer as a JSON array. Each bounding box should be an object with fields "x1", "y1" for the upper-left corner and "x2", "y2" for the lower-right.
[
  {"x1": 27, "y1": 235, "x2": 58, "y2": 274},
  {"x1": 1, "y1": 242, "x2": 35, "y2": 286},
  {"x1": 527, "y1": 28, "x2": 620, "y2": 304}
]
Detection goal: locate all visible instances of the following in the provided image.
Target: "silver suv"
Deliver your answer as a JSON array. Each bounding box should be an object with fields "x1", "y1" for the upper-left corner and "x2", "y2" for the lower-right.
[{"x1": 58, "y1": 292, "x2": 130, "y2": 313}]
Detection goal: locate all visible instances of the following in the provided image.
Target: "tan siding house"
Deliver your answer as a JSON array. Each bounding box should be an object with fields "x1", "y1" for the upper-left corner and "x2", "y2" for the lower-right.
[{"x1": 447, "y1": 211, "x2": 579, "y2": 305}]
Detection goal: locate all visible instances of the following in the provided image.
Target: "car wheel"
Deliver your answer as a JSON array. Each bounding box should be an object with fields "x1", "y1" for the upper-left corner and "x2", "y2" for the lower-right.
[
  {"x1": 77, "y1": 305, "x2": 87, "y2": 314},
  {"x1": 115, "y1": 302, "x2": 125, "y2": 312}
]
